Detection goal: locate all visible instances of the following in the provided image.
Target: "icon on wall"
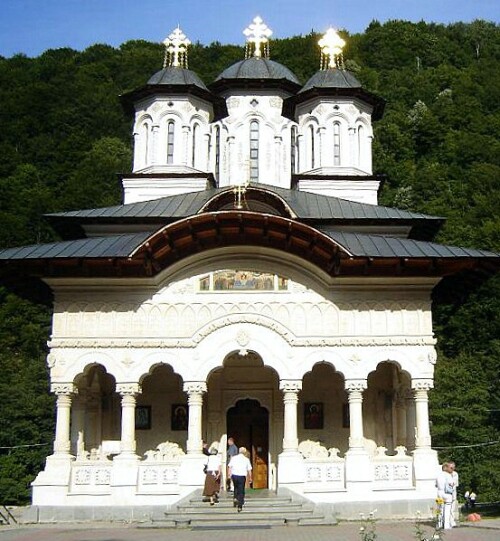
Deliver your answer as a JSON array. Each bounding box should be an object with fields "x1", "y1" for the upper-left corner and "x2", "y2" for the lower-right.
[
  {"x1": 171, "y1": 404, "x2": 188, "y2": 431},
  {"x1": 304, "y1": 402, "x2": 323, "y2": 429}
]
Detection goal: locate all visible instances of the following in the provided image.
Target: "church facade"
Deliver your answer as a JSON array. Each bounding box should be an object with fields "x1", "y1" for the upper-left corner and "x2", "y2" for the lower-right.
[{"x1": 1, "y1": 18, "x2": 498, "y2": 519}]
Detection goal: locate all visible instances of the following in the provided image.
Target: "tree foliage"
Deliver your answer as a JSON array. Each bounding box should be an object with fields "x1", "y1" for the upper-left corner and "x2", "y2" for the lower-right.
[{"x1": 0, "y1": 19, "x2": 498, "y2": 503}]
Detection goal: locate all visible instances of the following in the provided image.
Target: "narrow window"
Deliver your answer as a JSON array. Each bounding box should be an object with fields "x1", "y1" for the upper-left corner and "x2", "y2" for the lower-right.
[
  {"x1": 290, "y1": 126, "x2": 298, "y2": 174},
  {"x1": 167, "y1": 120, "x2": 175, "y2": 164},
  {"x1": 215, "y1": 126, "x2": 220, "y2": 180},
  {"x1": 309, "y1": 125, "x2": 315, "y2": 169},
  {"x1": 333, "y1": 122, "x2": 341, "y2": 166},
  {"x1": 357, "y1": 125, "x2": 364, "y2": 166},
  {"x1": 142, "y1": 123, "x2": 149, "y2": 165},
  {"x1": 250, "y1": 120, "x2": 259, "y2": 181},
  {"x1": 192, "y1": 123, "x2": 199, "y2": 168}
]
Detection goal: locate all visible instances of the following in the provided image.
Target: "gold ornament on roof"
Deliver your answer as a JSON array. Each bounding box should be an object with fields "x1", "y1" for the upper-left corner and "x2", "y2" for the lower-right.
[
  {"x1": 319, "y1": 27, "x2": 346, "y2": 69},
  {"x1": 163, "y1": 26, "x2": 191, "y2": 69},
  {"x1": 243, "y1": 16, "x2": 272, "y2": 59}
]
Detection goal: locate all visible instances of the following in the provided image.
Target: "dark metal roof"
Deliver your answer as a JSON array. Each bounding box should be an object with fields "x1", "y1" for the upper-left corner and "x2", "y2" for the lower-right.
[
  {"x1": 215, "y1": 58, "x2": 300, "y2": 84},
  {"x1": 0, "y1": 233, "x2": 150, "y2": 260},
  {"x1": 147, "y1": 67, "x2": 208, "y2": 90},
  {"x1": 300, "y1": 69, "x2": 362, "y2": 93},
  {"x1": 319, "y1": 230, "x2": 499, "y2": 259},
  {"x1": 47, "y1": 184, "x2": 441, "y2": 224}
]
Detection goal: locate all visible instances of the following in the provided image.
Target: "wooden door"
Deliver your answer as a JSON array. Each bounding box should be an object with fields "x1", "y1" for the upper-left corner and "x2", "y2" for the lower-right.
[{"x1": 227, "y1": 399, "x2": 269, "y2": 489}]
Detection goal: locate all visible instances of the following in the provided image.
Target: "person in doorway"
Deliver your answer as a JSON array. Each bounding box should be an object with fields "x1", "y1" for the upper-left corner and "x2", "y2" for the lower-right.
[
  {"x1": 229, "y1": 446, "x2": 252, "y2": 512},
  {"x1": 202, "y1": 447, "x2": 221, "y2": 506},
  {"x1": 436, "y1": 462, "x2": 455, "y2": 529},
  {"x1": 449, "y1": 461, "x2": 459, "y2": 526},
  {"x1": 226, "y1": 437, "x2": 239, "y2": 491}
]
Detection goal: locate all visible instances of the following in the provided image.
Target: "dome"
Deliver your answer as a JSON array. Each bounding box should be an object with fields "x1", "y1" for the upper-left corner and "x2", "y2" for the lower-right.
[
  {"x1": 147, "y1": 66, "x2": 208, "y2": 90},
  {"x1": 216, "y1": 57, "x2": 300, "y2": 84},
  {"x1": 300, "y1": 68, "x2": 361, "y2": 93}
]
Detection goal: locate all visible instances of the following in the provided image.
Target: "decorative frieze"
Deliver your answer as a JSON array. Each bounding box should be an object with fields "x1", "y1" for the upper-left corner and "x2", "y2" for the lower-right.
[
  {"x1": 116, "y1": 383, "x2": 142, "y2": 396},
  {"x1": 51, "y1": 383, "x2": 77, "y2": 396}
]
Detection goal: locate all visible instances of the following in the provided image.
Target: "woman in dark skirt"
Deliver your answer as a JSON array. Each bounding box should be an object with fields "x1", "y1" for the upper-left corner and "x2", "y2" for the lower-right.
[{"x1": 203, "y1": 447, "x2": 222, "y2": 505}]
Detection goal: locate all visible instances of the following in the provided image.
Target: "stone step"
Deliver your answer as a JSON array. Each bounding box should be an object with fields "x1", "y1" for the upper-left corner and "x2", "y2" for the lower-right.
[{"x1": 180, "y1": 502, "x2": 309, "y2": 512}]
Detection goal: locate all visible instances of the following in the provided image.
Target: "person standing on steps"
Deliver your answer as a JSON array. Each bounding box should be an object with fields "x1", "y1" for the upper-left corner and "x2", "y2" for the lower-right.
[
  {"x1": 229, "y1": 446, "x2": 252, "y2": 512},
  {"x1": 203, "y1": 447, "x2": 222, "y2": 506},
  {"x1": 449, "y1": 461, "x2": 459, "y2": 526},
  {"x1": 226, "y1": 436, "x2": 239, "y2": 491}
]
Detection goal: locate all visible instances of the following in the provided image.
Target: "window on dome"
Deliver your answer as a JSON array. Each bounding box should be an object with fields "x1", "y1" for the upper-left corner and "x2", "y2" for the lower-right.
[
  {"x1": 192, "y1": 123, "x2": 199, "y2": 168},
  {"x1": 250, "y1": 120, "x2": 259, "y2": 181},
  {"x1": 309, "y1": 125, "x2": 315, "y2": 169},
  {"x1": 215, "y1": 126, "x2": 221, "y2": 179},
  {"x1": 142, "y1": 122, "x2": 150, "y2": 165},
  {"x1": 198, "y1": 271, "x2": 288, "y2": 292},
  {"x1": 167, "y1": 120, "x2": 175, "y2": 164},
  {"x1": 333, "y1": 121, "x2": 341, "y2": 166},
  {"x1": 357, "y1": 125, "x2": 364, "y2": 166},
  {"x1": 291, "y1": 126, "x2": 298, "y2": 174}
]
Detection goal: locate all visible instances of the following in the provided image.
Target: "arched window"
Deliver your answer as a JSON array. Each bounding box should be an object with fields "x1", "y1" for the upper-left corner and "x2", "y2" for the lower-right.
[
  {"x1": 309, "y1": 125, "x2": 315, "y2": 169},
  {"x1": 290, "y1": 126, "x2": 298, "y2": 174},
  {"x1": 250, "y1": 120, "x2": 259, "y2": 181},
  {"x1": 214, "y1": 126, "x2": 220, "y2": 179},
  {"x1": 357, "y1": 125, "x2": 364, "y2": 166},
  {"x1": 333, "y1": 121, "x2": 341, "y2": 166},
  {"x1": 167, "y1": 120, "x2": 175, "y2": 164},
  {"x1": 142, "y1": 122, "x2": 150, "y2": 165},
  {"x1": 192, "y1": 123, "x2": 199, "y2": 168}
]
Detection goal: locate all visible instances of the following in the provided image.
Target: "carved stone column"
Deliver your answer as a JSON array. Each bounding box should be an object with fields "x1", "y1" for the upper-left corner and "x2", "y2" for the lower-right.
[
  {"x1": 280, "y1": 380, "x2": 302, "y2": 453},
  {"x1": 51, "y1": 383, "x2": 78, "y2": 456},
  {"x1": 412, "y1": 379, "x2": 433, "y2": 449},
  {"x1": 226, "y1": 135, "x2": 235, "y2": 182},
  {"x1": 346, "y1": 379, "x2": 367, "y2": 451},
  {"x1": 116, "y1": 383, "x2": 141, "y2": 458},
  {"x1": 348, "y1": 126, "x2": 356, "y2": 167},
  {"x1": 184, "y1": 382, "x2": 207, "y2": 455},
  {"x1": 274, "y1": 135, "x2": 282, "y2": 183},
  {"x1": 405, "y1": 388, "x2": 416, "y2": 450},
  {"x1": 296, "y1": 134, "x2": 303, "y2": 172}
]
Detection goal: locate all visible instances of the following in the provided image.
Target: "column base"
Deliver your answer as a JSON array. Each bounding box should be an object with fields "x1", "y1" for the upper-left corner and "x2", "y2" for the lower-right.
[
  {"x1": 277, "y1": 451, "x2": 304, "y2": 486},
  {"x1": 345, "y1": 448, "x2": 372, "y2": 492},
  {"x1": 178, "y1": 454, "x2": 206, "y2": 488}
]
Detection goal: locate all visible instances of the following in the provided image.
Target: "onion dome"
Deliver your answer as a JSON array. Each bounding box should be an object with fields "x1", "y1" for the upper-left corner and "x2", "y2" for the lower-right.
[
  {"x1": 121, "y1": 26, "x2": 226, "y2": 118},
  {"x1": 211, "y1": 17, "x2": 301, "y2": 93},
  {"x1": 283, "y1": 28, "x2": 385, "y2": 120}
]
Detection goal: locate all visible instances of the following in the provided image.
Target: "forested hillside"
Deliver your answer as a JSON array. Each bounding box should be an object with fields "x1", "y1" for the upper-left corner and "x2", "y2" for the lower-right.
[{"x1": 0, "y1": 19, "x2": 498, "y2": 504}]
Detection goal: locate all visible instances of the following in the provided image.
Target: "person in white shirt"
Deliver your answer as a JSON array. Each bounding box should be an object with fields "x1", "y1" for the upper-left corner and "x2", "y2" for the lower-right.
[
  {"x1": 449, "y1": 461, "x2": 459, "y2": 526},
  {"x1": 228, "y1": 446, "x2": 252, "y2": 512},
  {"x1": 436, "y1": 462, "x2": 455, "y2": 529}
]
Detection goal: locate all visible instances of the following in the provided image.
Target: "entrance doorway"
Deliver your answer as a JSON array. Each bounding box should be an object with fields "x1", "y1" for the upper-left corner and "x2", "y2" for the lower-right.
[{"x1": 227, "y1": 399, "x2": 269, "y2": 489}]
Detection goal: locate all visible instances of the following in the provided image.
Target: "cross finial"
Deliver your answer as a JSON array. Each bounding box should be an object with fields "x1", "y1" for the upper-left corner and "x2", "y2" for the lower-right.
[
  {"x1": 318, "y1": 28, "x2": 346, "y2": 69},
  {"x1": 163, "y1": 26, "x2": 191, "y2": 68},
  {"x1": 243, "y1": 16, "x2": 272, "y2": 59}
]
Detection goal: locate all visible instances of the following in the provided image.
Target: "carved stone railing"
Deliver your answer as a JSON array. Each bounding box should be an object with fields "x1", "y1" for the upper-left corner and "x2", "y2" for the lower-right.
[
  {"x1": 137, "y1": 441, "x2": 185, "y2": 495},
  {"x1": 298, "y1": 440, "x2": 345, "y2": 492},
  {"x1": 372, "y1": 446, "x2": 414, "y2": 490},
  {"x1": 70, "y1": 449, "x2": 112, "y2": 494}
]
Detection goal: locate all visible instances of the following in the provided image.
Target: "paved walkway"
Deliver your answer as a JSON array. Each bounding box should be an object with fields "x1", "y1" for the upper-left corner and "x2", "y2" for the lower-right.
[{"x1": 1, "y1": 520, "x2": 499, "y2": 541}]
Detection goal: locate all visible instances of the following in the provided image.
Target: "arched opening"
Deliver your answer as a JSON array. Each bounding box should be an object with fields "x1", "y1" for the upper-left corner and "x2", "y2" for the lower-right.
[
  {"x1": 364, "y1": 362, "x2": 413, "y2": 454},
  {"x1": 73, "y1": 364, "x2": 118, "y2": 457},
  {"x1": 333, "y1": 121, "x2": 341, "y2": 166},
  {"x1": 227, "y1": 399, "x2": 269, "y2": 489},
  {"x1": 206, "y1": 350, "x2": 280, "y2": 490},
  {"x1": 300, "y1": 363, "x2": 347, "y2": 452},
  {"x1": 249, "y1": 120, "x2": 259, "y2": 181},
  {"x1": 138, "y1": 364, "x2": 185, "y2": 456},
  {"x1": 290, "y1": 125, "x2": 298, "y2": 173},
  {"x1": 167, "y1": 120, "x2": 175, "y2": 164},
  {"x1": 308, "y1": 124, "x2": 315, "y2": 169}
]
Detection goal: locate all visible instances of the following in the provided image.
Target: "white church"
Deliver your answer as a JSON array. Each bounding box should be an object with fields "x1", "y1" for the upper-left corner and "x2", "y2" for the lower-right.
[{"x1": 1, "y1": 17, "x2": 498, "y2": 522}]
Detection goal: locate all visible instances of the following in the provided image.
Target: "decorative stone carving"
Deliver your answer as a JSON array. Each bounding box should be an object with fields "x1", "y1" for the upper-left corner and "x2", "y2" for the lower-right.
[
  {"x1": 374, "y1": 465, "x2": 390, "y2": 481},
  {"x1": 345, "y1": 380, "x2": 367, "y2": 392},
  {"x1": 411, "y1": 379, "x2": 433, "y2": 391},
  {"x1": 51, "y1": 383, "x2": 77, "y2": 395},
  {"x1": 394, "y1": 445, "x2": 408, "y2": 457},
  {"x1": 46, "y1": 353, "x2": 57, "y2": 368},
  {"x1": 279, "y1": 380, "x2": 302, "y2": 392},
  {"x1": 183, "y1": 381, "x2": 207, "y2": 394},
  {"x1": 299, "y1": 440, "x2": 329, "y2": 459},
  {"x1": 375, "y1": 446, "x2": 388, "y2": 457},
  {"x1": 116, "y1": 383, "x2": 141, "y2": 396},
  {"x1": 143, "y1": 441, "x2": 185, "y2": 462}
]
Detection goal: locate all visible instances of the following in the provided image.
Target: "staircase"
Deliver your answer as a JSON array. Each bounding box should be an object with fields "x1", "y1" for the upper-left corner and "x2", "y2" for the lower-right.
[{"x1": 148, "y1": 489, "x2": 336, "y2": 529}]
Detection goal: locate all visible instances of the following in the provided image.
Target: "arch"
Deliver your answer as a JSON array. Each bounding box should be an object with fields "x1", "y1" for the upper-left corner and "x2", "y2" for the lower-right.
[
  {"x1": 333, "y1": 120, "x2": 341, "y2": 166},
  {"x1": 191, "y1": 122, "x2": 200, "y2": 168},
  {"x1": 61, "y1": 351, "x2": 119, "y2": 383},
  {"x1": 166, "y1": 119, "x2": 175, "y2": 164}
]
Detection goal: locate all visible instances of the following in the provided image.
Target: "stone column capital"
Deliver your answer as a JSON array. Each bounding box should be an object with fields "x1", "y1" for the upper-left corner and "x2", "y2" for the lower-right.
[
  {"x1": 116, "y1": 383, "x2": 141, "y2": 396},
  {"x1": 345, "y1": 379, "x2": 367, "y2": 393},
  {"x1": 183, "y1": 381, "x2": 207, "y2": 395},
  {"x1": 279, "y1": 380, "x2": 302, "y2": 393},
  {"x1": 51, "y1": 383, "x2": 78, "y2": 396},
  {"x1": 411, "y1": 379, "x2": 434, "y2": 391}
]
